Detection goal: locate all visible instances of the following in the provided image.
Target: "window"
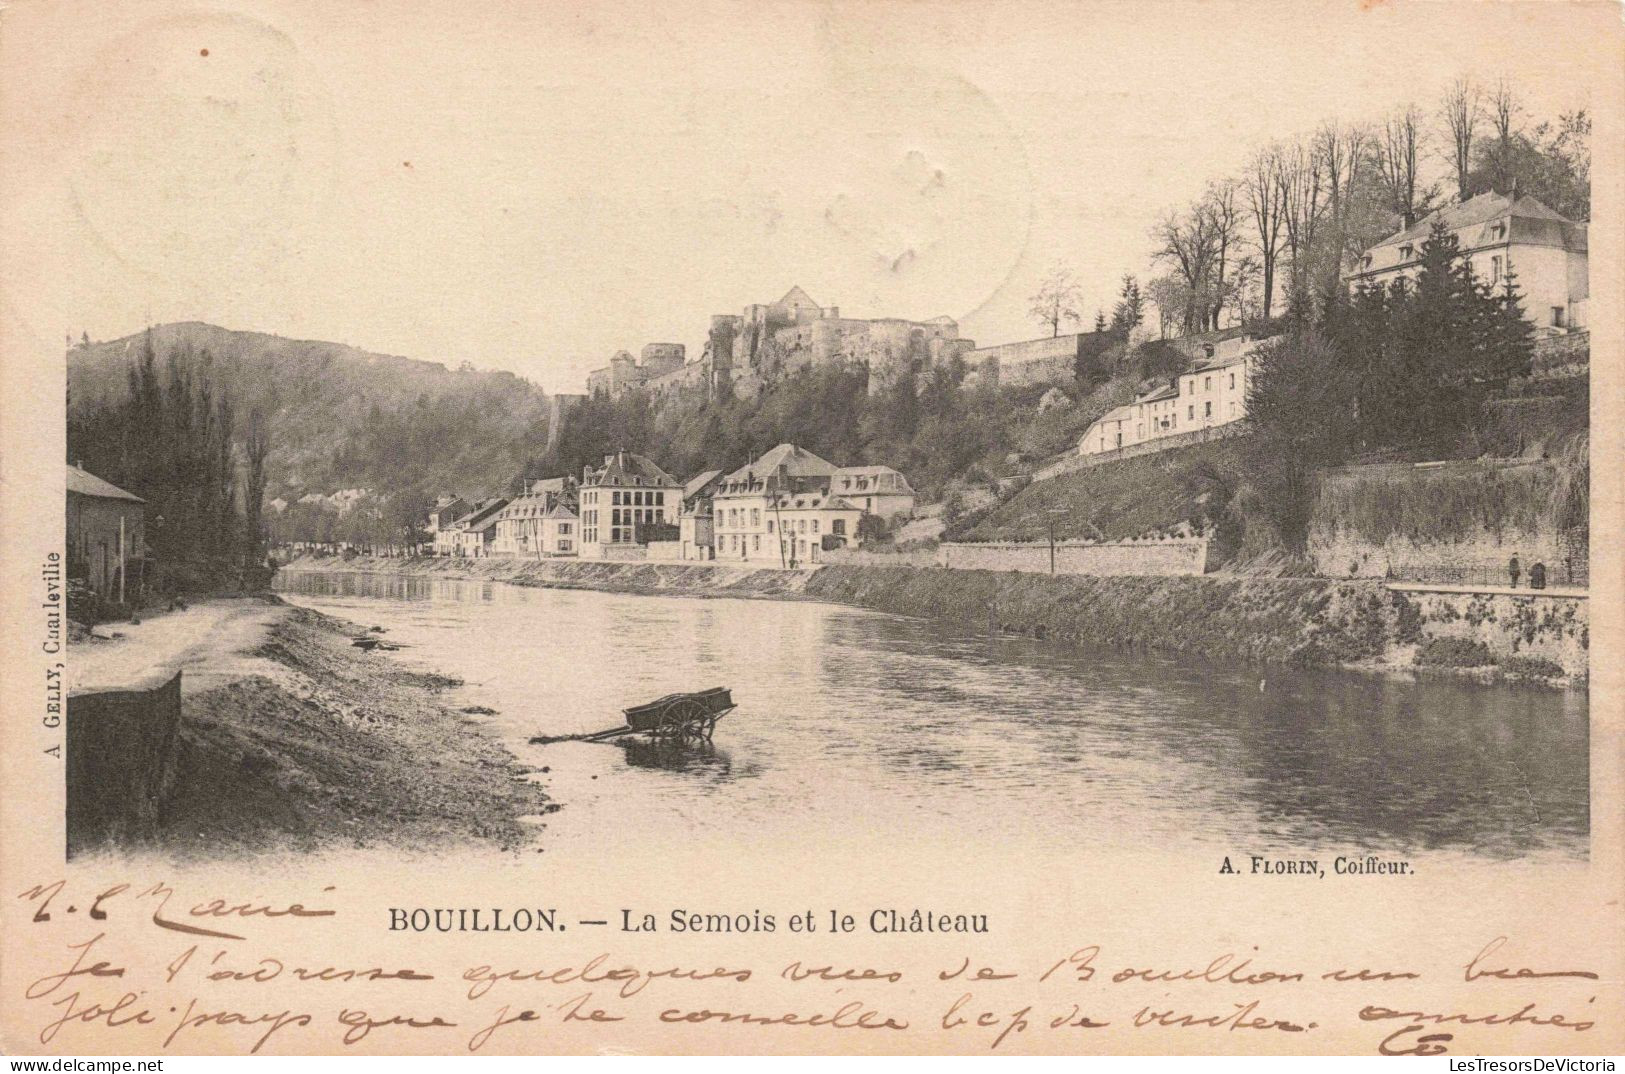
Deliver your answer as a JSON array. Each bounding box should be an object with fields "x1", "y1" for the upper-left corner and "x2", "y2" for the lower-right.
[
  {"x1": 832, "y1": 519, "x2": 845, "y2": 536},
  {"x1": 1229, "y1": 372, "x2": 1235, "y2": 389},
  {"x1": 751, "y1": 508, "x2": 760, "y2": 526},
  {"x1": 1552, "y1": 307, "x2": 1565, "y2": 327},
  {"x1": 1490, "y1": 222, "x2": 1506, "y2": 240},
  {"x1": 1399, "y1": 244, "x2": 1413, "y2": 260},
  {"x1": 1187, "y1": 405, "x2": 1194, "y2": 420},
  {"x1": 812, "y1": 520, "x2": 819, "y2": 534},
  {"x1": 1205, "y1": 401, "x2": 1212, "y2": 417},
  {"x1": 1204, "y1": 376, "x2": 1211, "y2": 390},
  {"x1": 753, "y1": 535, "x2": 760, "y2": 551},
  {"x1": 1230, "y1": 402, "x2": 1237, "y2": 417},
  {"x1": 1491, "y1": 255, "x2": 1502, "y2": 283},
  {"x1": 612, "y1": 491, "x2": 622, "y2": 506},
  {"x1": 767, "y1": 520, "x2": 774, "y2": 533}
]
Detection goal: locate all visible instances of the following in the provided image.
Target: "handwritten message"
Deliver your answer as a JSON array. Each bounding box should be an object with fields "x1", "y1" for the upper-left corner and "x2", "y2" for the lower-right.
[{"x1": 12, "y1": 878, "x2": 1606, "y2": 1056}]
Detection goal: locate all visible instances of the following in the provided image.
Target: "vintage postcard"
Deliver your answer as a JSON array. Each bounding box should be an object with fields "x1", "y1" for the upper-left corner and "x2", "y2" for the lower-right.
[{"x1": 1, "y1": 0, "x2": 1621, "y2": 1059}]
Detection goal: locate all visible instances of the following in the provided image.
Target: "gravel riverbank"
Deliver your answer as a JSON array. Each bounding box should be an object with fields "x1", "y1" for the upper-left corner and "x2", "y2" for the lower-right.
[{"x1": 70, "y1": 597, "x2": 552, "y2": 858}]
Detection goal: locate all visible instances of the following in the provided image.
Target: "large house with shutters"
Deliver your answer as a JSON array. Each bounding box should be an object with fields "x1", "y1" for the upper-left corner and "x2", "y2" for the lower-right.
[
  {"x1": 1344, "y1": 192, "x2": 1589, "y2": 333},
  {"x1": 710, "y1": 444, "x2": 868, "y2": 567},
  {"x1": 577, "y1": 451, "x2": 681, "y2": 559}
]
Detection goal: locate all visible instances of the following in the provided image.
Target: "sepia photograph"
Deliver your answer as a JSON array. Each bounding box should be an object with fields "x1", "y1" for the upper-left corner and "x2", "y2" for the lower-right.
[{"x1": 3, "y1": 0, "x2": 1621, "y2": 1059}]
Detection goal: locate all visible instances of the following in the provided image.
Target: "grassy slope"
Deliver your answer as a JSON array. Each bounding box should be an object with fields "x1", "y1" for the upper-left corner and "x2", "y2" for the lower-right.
[{"x1": 951, "y1": 439, "x2": 1247, "y2": 545}]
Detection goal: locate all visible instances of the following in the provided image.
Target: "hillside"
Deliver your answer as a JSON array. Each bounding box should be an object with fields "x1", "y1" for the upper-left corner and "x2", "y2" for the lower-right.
[
  {"x1": 68, "y1": 323, "x2": 552, "y2": 499},
  {"x1": 948, "y1": 439, "x2": 1249, "y2": 551}
]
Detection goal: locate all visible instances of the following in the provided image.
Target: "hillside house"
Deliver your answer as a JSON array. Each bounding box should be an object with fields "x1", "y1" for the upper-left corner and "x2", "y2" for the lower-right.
[
  {"x1": 578, "y1": 451, "x2": 680, "y2": 559},
  {"x1": 1344, "y1": 192, "x2": 1589, "y2": 332},
  {"x1": 67, "y1": 464, "x2": 146, "y2": 603},
  {"x1": 1076, "y1": 345, "x2": 1256, "y2": 458}
]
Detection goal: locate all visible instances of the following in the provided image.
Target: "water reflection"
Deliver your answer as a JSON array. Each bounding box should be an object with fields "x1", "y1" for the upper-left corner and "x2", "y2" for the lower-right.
[{"x1": 276, "y1": 570, "x2": 1588, "y2": 862}]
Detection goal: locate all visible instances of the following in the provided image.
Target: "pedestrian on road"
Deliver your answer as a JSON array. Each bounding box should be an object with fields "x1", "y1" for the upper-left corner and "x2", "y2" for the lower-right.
[{"x1": 1508, "y1": 554, "x2": 1521, "y2": 589}]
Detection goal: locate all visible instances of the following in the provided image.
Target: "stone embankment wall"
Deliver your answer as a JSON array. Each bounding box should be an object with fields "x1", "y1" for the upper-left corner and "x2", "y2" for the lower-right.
[
  {"x1": 284, "y1": 555, "x2": 1588, "y2": 680},
  {"x1": 937, "y1": 537, "x2": 1207, "y2": 576},
  {"x1": 67, "y1": 670, "x2": 182, "y2": 855}
]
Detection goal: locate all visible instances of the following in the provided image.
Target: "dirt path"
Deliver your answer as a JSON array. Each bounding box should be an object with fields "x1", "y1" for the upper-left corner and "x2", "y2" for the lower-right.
[
  {"x1": 69, "y1": 597, "x2": 293, "y2": 695},
  {"x1": 68, "y1": 598, "x2": 553, "y2": 859}
]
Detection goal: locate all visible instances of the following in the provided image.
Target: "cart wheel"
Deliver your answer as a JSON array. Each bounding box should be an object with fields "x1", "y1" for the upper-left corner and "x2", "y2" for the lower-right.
[{"x1": 660, "y1": 698, "x2": 709, "y2": 741}]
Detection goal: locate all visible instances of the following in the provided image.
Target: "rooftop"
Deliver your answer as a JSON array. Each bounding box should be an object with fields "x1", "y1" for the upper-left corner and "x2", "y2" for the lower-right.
[{"x1": 67, "y1": 464, "x2": 144, "y2": 503}]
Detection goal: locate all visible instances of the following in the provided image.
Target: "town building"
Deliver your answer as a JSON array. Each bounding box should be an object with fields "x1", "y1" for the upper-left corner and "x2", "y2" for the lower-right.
[
  {"x1": 491, "y1": 479, "x2": 579, "y2": 557},
  {"x1": 1344, "y1": 192, "x2": 1589, "y2": 332},
  {"x1": 447, "y1": 497, "x2": 508, "y2": 557},
  {"x1": 711, "y1": 444, "x2": 868, "y2": 567},
  {"x1": 427, "y1": 495, "x2": 469, "y2": 556},
  {"x1": 1076, "y1": 339, "x2": 1258, "y2": 458},
  {"x1": 66, "y1": 464, "x2": 146, "y2": 604},
  {"x1": 678, "y1": 469, "x2": 723, "y2": 561},
  {"x1": 577, "y1": 451, "x2": 680, "y2": 558},
  {"x1": 830, "y1": 465, "x2": 915, "y2": 523}
]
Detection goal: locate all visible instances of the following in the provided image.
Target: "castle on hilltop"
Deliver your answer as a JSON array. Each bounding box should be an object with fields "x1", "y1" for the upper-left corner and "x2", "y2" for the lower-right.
[{"x1": 585, "y1": 287, "x2": 973, "y2": 403}]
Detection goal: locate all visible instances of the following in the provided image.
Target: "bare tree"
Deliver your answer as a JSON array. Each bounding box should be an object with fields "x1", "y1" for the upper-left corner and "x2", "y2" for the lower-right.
[
  {"x1": 1028, "y1": 263, "x2": 1085, "y2": 337},
  {"x1": 1152, "y1": 203, "x2": 1218, "y2": 334},
  {"x1": 1488, "y1": 78, "x2": 1520, "y2": 193},
  {"x1": 1244, "y1": 145, "x2": 1287, "y2": 320},
  {"x1": 1378, "y1": 104, "x2": 1425, "y2": 225},
  {"x1": 1203, "y1": 179, "x2": 1242, "y2": 329},
  {"x1": 1276, "y1": 135, "x2": 1325, "y2": 311},
  {"x1": 1441, "y1": 76, "x2": 1481, "y2": 202}
]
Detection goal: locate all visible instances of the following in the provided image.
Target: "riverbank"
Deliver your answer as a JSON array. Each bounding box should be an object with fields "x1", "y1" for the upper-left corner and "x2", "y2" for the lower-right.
[
  {"x1": 278, "y1": 554, "x2": 1588, "y2": 684},
  {"x1": 69, "y1": 596, "x2": 552, "y2": 858}
]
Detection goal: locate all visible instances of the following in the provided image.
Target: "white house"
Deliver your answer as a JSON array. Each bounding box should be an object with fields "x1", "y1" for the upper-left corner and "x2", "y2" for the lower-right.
[
  {"x1": 1077, "y1": 347, "x2": 1257, "y2": 458},
  {"x1": 1344, "y1": 192, "x2": 1589, "y2": 332},
  {"x1": 829, "y1": 465, "x2": 915, "y2": 523},
  {"x1": 711, "y1": 444, "x2": 867, "y2": 567},
  {"x1": 577, "y1": 451, "x2": 680, "y2": 558}
]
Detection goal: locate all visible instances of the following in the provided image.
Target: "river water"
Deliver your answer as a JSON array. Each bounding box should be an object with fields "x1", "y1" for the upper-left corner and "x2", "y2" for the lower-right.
[{"x1": 274, "y1": 570, "x2": 1588, "y2": 867}]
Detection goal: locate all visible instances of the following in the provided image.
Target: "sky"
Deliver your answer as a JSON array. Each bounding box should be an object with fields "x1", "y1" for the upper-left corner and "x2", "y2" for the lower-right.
[{"x1": 1, "y1": 0, "x2": 1610, "y2": 394}]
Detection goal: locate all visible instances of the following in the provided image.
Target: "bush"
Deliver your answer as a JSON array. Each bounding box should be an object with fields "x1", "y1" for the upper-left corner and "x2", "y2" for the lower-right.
[
  {"x1": 1414, "y1": 637, "x2": 1495, "y2": 667},
  {"x1": 1498, "y1": 655, "x2": 1565, "y2": 679}
]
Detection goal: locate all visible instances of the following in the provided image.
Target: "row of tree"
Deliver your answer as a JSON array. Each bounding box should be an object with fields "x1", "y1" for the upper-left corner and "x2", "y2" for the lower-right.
[
  {"x1": 1147, "y1": 76, "x2": 1587, "y2": 338},
  {"x1": 67, "y1": 331, "x2": 273, "y2": 593},
  {"x1": 1028, "y1": 76, "x2": 1588, "y2": 346}
]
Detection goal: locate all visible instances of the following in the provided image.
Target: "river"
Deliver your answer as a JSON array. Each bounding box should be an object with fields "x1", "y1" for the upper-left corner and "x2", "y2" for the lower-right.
[{"x1": 275, "y1": 570, "x2": 1588, "y2": 869}]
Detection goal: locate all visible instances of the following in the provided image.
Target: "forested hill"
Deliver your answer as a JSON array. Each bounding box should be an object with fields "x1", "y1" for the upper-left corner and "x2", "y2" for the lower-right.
[{"x1": 67, "y1": 322, "x2": 553, "y2": 499}]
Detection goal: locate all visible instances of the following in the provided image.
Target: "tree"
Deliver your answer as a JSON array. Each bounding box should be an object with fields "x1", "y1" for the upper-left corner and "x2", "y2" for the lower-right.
[
  {"x1": 1276, "y1": 135, "x2": 1325, "y2": 318},
  {"x1": 1244, "y1": 145, "x2": 1287, "y2": 320},
  {"x1": 243, "y1": 406, "x2": 272, "y2": 581},
  {"x1": 1028, "y1": 264, "x2": 1084, "y2": 337},
  {"x1": 1440, "y1": 77, "x2": 1481, "y2": 202},
  {"x1": 1152, "y1": 199, "x2": 1219, "y2": 333},
  {"x1": 1204, "y1": 179, "x2": 1242, "y2": 329},
  {"x1": 1110, "y1": 274, "x2": 1145, "y2": 338},
  {"x1": 1093, "y1": 310, "x2": 1107, "y2": 334},
  {"x1": 1378, "y1": 104, "x2": 1428, "y2": 225},
  {"x1": 1242, "y1": 331, "x2": 1356, "y2": 552}
]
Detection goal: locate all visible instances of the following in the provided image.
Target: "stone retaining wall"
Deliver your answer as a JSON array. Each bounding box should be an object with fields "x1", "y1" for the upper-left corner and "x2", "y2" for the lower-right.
[
  {"x1": 67, "y1": 670, "x2": 182, "y2": 856},
  {"x1": 938, "y1": 537, "x2": 1208, "y2": 576},
  {"x1": 1034, "y1": 422, "x2": 1251, "y2": 482}
]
